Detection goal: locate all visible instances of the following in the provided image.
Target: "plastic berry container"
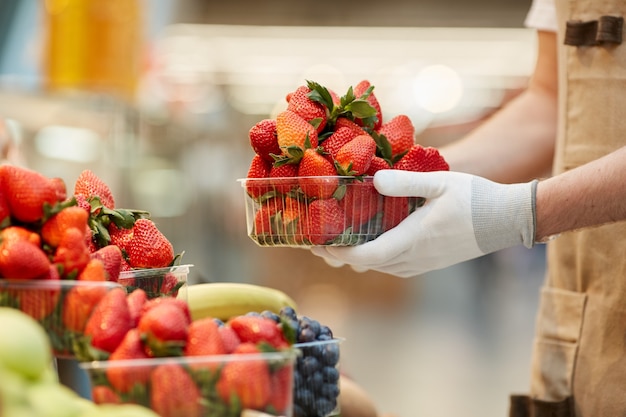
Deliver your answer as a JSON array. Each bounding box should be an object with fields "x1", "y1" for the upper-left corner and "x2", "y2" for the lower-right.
[
  {"x1": 80, "y1": 349, "x2": 297, "y2": 417},
  {"x1": 239, "y1": 176, "x2": 424, "y2": 247},
  {"x1": 293, "y1": 338, "x2": 344, "y2": 417},
  {"x1": 117, "y1": 264, "x2": 192, "y2": 300},
  {"x1": 0, "y1": 279, "x2": 123, "y2": 359}
]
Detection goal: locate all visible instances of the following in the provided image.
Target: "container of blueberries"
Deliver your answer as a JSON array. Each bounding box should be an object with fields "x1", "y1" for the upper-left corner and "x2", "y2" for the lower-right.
[{"x1": 268, "y1": 307, "x2": 343, "y2": 417}]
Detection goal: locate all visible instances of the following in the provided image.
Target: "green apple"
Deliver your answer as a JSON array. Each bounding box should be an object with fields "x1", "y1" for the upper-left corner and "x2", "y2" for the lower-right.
[
  {"x1": 0, "y1": 308, "x2": 52, "y2": 380},
  {"x1": 26, "y1": 381, "x2": 82, "y2": 417}
]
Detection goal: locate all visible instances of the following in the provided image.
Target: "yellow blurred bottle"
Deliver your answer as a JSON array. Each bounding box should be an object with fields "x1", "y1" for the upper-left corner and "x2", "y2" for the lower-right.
[{"x1": 42, "y1": 0, "x2": 143, "y2": 101}]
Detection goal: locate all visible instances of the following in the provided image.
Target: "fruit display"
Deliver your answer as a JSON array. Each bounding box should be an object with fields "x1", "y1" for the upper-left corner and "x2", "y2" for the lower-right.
[
  {"x1": 0, "y1": 307, "x2": 160, "y2": 417},
  {"x1": 241, "y1": 79, "x2": 450, "y2": 247},
  {"x1": 0, "y1": 164, "x2": 186, "y2": 357},
  {"x1": 79, "y1": 296, "x2": 297, "y2": 417}
]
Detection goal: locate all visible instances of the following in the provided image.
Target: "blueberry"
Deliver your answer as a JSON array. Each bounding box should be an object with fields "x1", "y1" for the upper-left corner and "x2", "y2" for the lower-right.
[
  {"x1": 321, "y1": 343, "x2": 340, "y2": 366},
  {"x1": 280, "y1": 306, "x2": 297, "y2": 321},
  {"x1": 261, "y1": 310, "x2": 280, "y2": 322},
  {"x1": 320, "y1": 382, "x2": 340, "y2": 399},
  {"x1": 319, "y1": 325, "x2": 333, "y2": 339},
  {"x1": 299, "y1": 328, "x2": 317, "y2": 343},
  {"x1": 295, "y1": 387, "x2": 315, "y2": 405},
  {"x1": 299, "y1": 356, "x2": 320, "y2": 376},
  {"x1": 314, "y1": 397, "x2": 336, "y2": 416},
  {"x1": 322, "y1": 366, "x2": 339, "y2": 383},
  {"x1": 213, "y1": 318, "x2": 224, "y2": 327},
  {"x1": 245, "y1": 311, "x2": 261, "y2": 317}
]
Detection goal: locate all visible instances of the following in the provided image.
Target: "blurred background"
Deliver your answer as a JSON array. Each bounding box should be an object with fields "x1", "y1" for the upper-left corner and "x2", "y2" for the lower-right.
[{"x1": 0, "y1": 1, "x2": 546, "y2": 416}]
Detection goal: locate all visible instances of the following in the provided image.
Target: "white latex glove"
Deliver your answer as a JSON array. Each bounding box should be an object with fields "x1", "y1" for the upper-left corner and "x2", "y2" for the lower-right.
[{"x1": 311, "y1": 169, "x2": 538, "y2": 278}]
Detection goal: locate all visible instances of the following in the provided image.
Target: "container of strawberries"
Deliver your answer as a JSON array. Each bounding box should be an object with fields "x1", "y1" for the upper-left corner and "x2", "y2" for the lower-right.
[
  {"x1": 80, "y1": 302, "x2": 298, "y2": 417},
  {"x1": 241, "y1": 79, "x2": 449, "y2": 247},
  {"x1": 0, "y1": 164, "x2": 185, "y2": 358}
]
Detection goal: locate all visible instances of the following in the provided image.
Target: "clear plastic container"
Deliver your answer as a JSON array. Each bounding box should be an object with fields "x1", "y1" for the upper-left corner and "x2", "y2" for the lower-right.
[
  {"x1": 293, "y1": 338, "x2": 343, "y2": 417},
  {"x1": 80, "y1": 349, "x2": 297, "y2": 417},
  {"x1": 0, "y1": 279, "x2": 122, "y2": 359},
  {"x1": 118, "y1": 264, "x2": 192, "y2": 300},
  {"x1": 239, "y1": 177, "x2": 424, "y2": 247}
]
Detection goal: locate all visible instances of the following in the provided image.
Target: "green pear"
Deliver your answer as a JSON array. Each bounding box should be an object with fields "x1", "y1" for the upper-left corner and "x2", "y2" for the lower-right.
[{"x1": 26, "y1": 382, "x2": 82, "y2": 417}]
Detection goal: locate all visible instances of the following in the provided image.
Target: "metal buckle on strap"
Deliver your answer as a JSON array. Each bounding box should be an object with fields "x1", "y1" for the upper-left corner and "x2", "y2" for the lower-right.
[{"x1": 564, "y1": 16, "x2": 623, "y2": 46}]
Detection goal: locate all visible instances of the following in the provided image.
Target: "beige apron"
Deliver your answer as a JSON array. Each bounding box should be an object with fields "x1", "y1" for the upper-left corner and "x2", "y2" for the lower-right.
[{"x1": 509, "y1": 1, "x2": 626, "y2": 416}]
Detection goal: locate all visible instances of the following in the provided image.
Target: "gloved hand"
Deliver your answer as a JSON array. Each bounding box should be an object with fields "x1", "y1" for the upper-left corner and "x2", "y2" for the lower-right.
[{"x1": 310, "y1": 169, "x2": 538, "y2": 278}]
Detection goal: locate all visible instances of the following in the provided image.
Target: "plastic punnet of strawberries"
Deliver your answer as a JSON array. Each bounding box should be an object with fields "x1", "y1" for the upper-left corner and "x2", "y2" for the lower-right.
[
  {"x1": 241, "y1": 79, "x2": 450, "y2": 247},
  {"x1": 0, "y1": 165, "x2": 186, "y2": 357}
]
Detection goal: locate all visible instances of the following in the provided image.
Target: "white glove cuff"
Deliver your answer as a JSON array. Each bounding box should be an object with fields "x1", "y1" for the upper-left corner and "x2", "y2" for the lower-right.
[{"x1": 471, "y1": 178, "x2": 538, "y2": 254}]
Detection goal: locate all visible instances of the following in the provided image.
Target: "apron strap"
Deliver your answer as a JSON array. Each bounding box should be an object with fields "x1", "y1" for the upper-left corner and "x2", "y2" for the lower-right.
[
  {"x1": 565, "y1": 16, "x2": 624, "y2": 46},
  {"x1": 509, "y1": 395, "x2": 575, "y2": 417}
]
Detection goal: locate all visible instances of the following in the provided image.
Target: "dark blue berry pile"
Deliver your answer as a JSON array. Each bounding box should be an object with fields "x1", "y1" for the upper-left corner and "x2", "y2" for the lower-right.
[{"x1": 260, "y1": 307, "x2": 341, "y2": 417}]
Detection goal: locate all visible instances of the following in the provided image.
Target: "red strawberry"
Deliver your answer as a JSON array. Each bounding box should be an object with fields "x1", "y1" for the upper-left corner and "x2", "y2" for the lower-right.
[
  {"x1": 321, "y1": 126, "x2": 358, "y2": 160},
  {"x1": 269, "y1": 163, "x2": 299, "y2": 195},
  {"x1": 245, "y1": 154, "x2": 272, "y2": 199},
  {"x1": 0, "y1": 226, "x2": 41, "y2": 247},
  {"x1": 159, "y1": 273, "x2": 182, "y2": 297},
  {"x1": 90, "y1": 245, "x2": 123, "y2": 281},
  {"x1": 287, "y1": 85, "x2": 328, "y2": 133},
  {"x1": 0, "y1": 188, "x2": 10, "y2": 226},
  {"x1": 125, "y1": 219, "x2": 174, "y2": 269},
  {"x1": 249, "y1": 118, "x2": 280, "y2": 162},
  {"x1": 228, "y1": 315, "x2": 289, "y2": 349},
  {"x1": 354, "y1": 80, "x2": 383, "y2": 130},
  {"x1": 77, "y1": 258, "x2": 107, "y2": 282},
  {"x1": 334, "y1": 117, "x2": 366, "y2": 137},
  {"x1": 41, "y1": 206, "x2": 89, "y2": 248},
  {"x1": 62, "y1": 284, "x2": 109, "y2": 332},
  {"x1": 377, "y1": 115, "x2": 415, "y2": 160},
  {"x1": 340, "y1": 180, "x2": 381, "y2": 230},
  {"x1": 421, "y1": 146, "x2": 450, "y2": 172},
  {"x1": 394, "y1": 144, "x2": 449, "y2": 172},
  {"x1": 50, "y1": 177, "x2": 67, "y2": 201},
  {"x1": 281, "y1": 196, "x2": 308, "y2": 243},
  {"x1": 140, "y1": 297, "x2": 192, "y2": 325},
  {"x1": 108, "y1": 223, "x2": 133, "y2": 252},
  {"x1": 107, "y1": 329, "x2": 151, "y2": 393},
  {"x1": 74, "y1": 169, "x2": 115, "y2": 209},
  {"x1": 217, "y1": 343, "x2": 271, "y2": 410},
  {"x1": 335, "y1": 134, "x2": 377, "y2": 176},
  {"x1": 53, "y1": 227, "x2": 90, "y2": 278},
  {"x1": 185, "y1": 317, "x2": 226, "y2": 356},
  {"x1": 138, "y1": 302, "x2": 190, "y2": 356},
  {"x1": 298, "y1": 149, "x2": 339, "y2": 199},
  {"x1": 84, "y1": 287, "x2": 133, "y2": 353},
  {"x1": 91, "y1": 386, "x2": 121, "y2": 405},
  {"x1": 306, "y1": 198, "x2": 346, "y2": 245},
  {"x1": 0, "y1": 239, "x2": 51, "y2": 279},
  {"x1": 366, "y1": 156, "x2": 391, "y2": 175},
  {"x1": 268, "y1": 365, "x2": 293, "y2": 414},
  {"x1": 276, "y1": 110, "x2": 318, "y2": 158},
  {"x1": 0, "y1": 165, "x2": 59, "y2": 223},
  {"x1": 126, "y1": 288, "x2": 148, "y2": 327},
  {"x1": 17, "y1": 270, "x2": 61, "y2": 321},
  {"x1": 150, "y1": 363, "x2": 202, "y2": 417},
  {"x1": 382, "y1": 196, "x2": 410, "y2": 231},
  {"x1": 253, "y1": 199, "x2": 280, "y2": 237},
  {"x1": 218, "y1": 324, "x2": 241, "y2": 353}
]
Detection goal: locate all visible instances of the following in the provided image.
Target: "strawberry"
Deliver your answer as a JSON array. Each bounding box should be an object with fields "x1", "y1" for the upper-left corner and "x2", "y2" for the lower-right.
[
  {"x1": 268, "y1": 365, "x2": 293, "y2": 414},
  {"x1": 340, "y1": 180, "x2": 381, "y2": 230},
  {"x1": 184, "y1": 317, "x2": 226, "y2": 356},
  {"x1": 228, "y1": 315, "x2": 289, "y2": 349},
  {"x1": 0, "y1": 165, "x2": 60, "y2": 223},
  {"x1": 0, "y1": 226, "x2": 41, "y2": 246},
  {"x1": 138, "y1": 301, "x2": 190, "y2": 357},
  {"x1": 84, "y1": 287, "x2": 133, "y2": 353},
  {"x1": 0, "y1": 239, "x2": 50, "y2": 279},
  {"x1": 41, "y1": 206, "x2": 89, "y2": 247},
  {"x1": 334, "y1": 117, "x2": 366, "y2": 137},
  {"x1": 287, "y1": 85, "x2": 328, "y2": 133},
  {"x1": 366, "y1": 156, "x2": 391, "y2": 175},
  {"x1": 377, "y1": 115, "x2": 415, "y2": 160},
  {"x1": 125, "y1": 219, "x2": 174, "y2": 269},
  {"x1": 217, "y1": 343, "x2": 271, "y2": 410},
  {"x1": 249, "y1": 118, "x2": 280, "y2": 162},
  {"x1": 126, "y1": 288, "x2": 148, "y2": 327},
  {"x1": 77, "y1": 258, "x2": 107, "y2": 282},
  {"x1": 393, "y1": 144, "x2": 449, "y2": 172},
  {"x1": 218, "y1": 323, "x2": 241, "y2": 353},
  {"x1": 74, "y1": 169, "x2": 115, "y2": 209},
  {"x1": 0, "y1": 188, "x2": 10, "y2": 226},
  {"x1": 107, "y1": 329, "x2": 151, "y2": 393},
  {"x1": 91, "y1": 386, "x2": 121, "y2": 405},
  {"x1": 90, "y1": 245, "x2": 123, "y2": 281},
  {"x1": 269, "y1": 163, "x2": 299, "y2": 195},
  {"x1": 62, "y1": 284, "x2": 109, "y2": 332},
  {"x1": 150, "y1": 363, "x2": 202, "y2": 417},
  {"x1": 50, "y1": 177, "x2": 67, "y2": 201},
  {"x1": 354, "y1": 79, "x2": 383, "y2": 130},
  {"x1": 335, "y1": 134, "x2": 377, "y2": 176},
  {"x1": 321, "y1": 126, "x2": 358, "y2": 160},
  {"x1": 306, "y1": 198, "x2": 346, "y2": 245},
  {"x1": 281, "y1": 196, "x2": 308, "y2": 243},
  {"x1": 253, "y1": 199, "x2": 281, "y2": 237},
  {"x1": 276, "y1": 110, "x2": 318, "y2": 159},
  {"x1": 108, "y1": 223, "x2": 133, "y2": 252},
  {"x1": 140, "y1": 297, "x2": 192, "y2": 325},
  {"x1": 382, "y1": 196, "x2": 410, "y2": 231},
  {"x1": 52, "y1": 227, "x2": 90, "y2": 278},
  {"x1": 17, "y1": 269, "x2": 61, "y2": 321},
  {"x1": 421, "y1": 146, "x2": 450, "y2": 172},
  {"x1": 245, "y1": 155, "x2": 272, "y2": 199},
  {"x1": 298, "y1": 149, "x2": 339, "y2": 199}
]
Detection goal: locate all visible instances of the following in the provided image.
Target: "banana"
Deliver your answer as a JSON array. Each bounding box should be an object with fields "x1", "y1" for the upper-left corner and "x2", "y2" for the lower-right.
[{"x1": 181, "y1": 282, "x2": 298, "y2": 322}]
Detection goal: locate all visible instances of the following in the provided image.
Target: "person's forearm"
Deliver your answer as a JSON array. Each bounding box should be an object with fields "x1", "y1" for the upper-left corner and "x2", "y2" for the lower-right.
[{"x1": 535, "y1": 146, "x2": 626, "y2": 241}]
